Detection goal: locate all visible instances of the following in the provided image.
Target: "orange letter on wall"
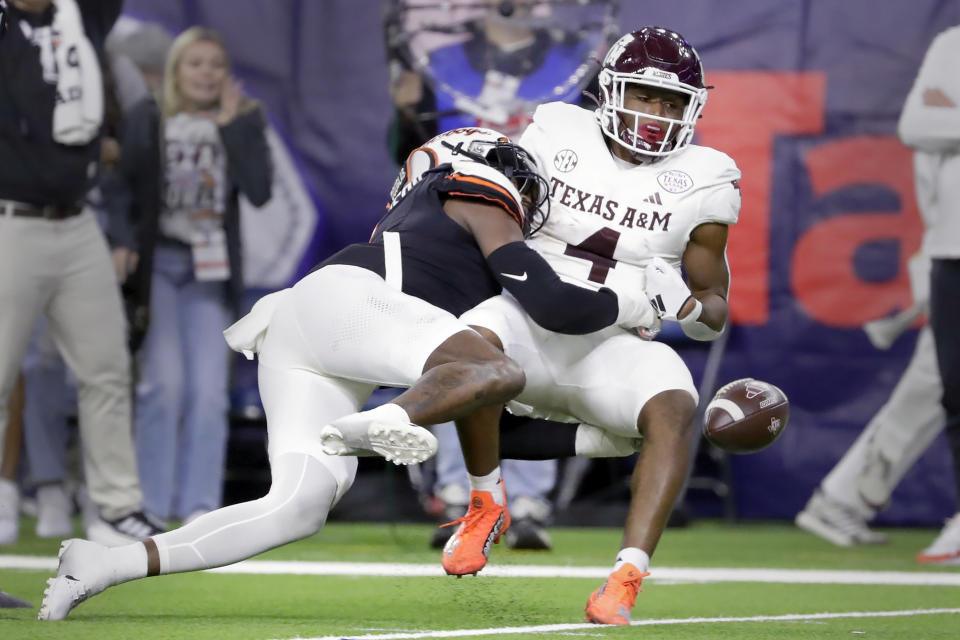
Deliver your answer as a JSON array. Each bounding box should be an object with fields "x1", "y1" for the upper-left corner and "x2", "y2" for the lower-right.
[{"x1": 792, "y1": 138, "x2": 922, "y2": 327}]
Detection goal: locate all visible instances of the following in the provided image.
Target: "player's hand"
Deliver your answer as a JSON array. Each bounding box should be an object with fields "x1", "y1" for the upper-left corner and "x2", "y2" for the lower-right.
[
  {"x1": 613, "y1": 286, "x2": 658, "y2": 332},
  {"x1": 644, "y1": 256, "x2": 692, "y2": 322},
  {"x1": 633, "y1": 316, "x2": 662, "y2": 340}
]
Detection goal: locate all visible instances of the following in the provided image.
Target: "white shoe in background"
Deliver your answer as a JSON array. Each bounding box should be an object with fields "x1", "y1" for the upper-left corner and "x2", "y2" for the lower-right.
[
  {"x1": 36, "y1": 483, "x2": 74, "y2": 539},
  {"x1": 0, "y1": 478, "x2": 19, "y2": 545},
  {"x1": 84, "y1": 510, "x2": 165, "y2": 547},
  {"x1": 795, "y1": 489, "x2": 888, "y2": 546}
]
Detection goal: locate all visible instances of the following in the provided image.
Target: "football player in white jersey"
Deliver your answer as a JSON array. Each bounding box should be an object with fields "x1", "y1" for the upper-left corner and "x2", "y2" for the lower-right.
[
  {"x1": 461, "y1": 26, "x2": 742, "y2": 625},
  {"x1": 38, "y1": 127, "x2": 657, "y2": 621}
]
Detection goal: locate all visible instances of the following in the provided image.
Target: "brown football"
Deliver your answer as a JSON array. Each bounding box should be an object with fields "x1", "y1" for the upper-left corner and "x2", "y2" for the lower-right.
[{"x1": 703, "y1": 378, "x2": 790, "y2": 454}]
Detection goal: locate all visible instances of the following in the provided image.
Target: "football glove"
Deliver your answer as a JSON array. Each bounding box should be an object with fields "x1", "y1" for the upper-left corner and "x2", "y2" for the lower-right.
[
  {"x1": 644, "y1": 256, "x2": 692, "y2": 322},
  {"x1": 614, "y1": 285, "x2": 659, "y2": 332}
]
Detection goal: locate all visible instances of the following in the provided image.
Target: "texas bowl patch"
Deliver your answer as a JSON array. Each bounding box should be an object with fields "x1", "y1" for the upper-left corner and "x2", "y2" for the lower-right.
[{"x1": 657, "y1": 170, "x2": 693, "y2": 194}]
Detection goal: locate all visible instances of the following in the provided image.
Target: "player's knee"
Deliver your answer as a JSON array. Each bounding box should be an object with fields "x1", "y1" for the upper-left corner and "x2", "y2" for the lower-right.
[
  {"x1": 267, "y1": 483, "x2": 331, "y2": 540},
  {"x1": 637, "y1": 389, "x2": 698, "y2": 440},
  {"x1": 477, "y1": 355, "x2": 526, "y2": 404}
]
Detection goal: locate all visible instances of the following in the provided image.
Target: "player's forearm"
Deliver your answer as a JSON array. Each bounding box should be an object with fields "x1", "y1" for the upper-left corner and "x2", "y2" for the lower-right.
[
  {"x1": 691, "y1": 293, "x2": 728, "y2": 331},
  {"x1": 486, "y1": 242, "x2": 621, "y2": 334},
  {"x1": 678, "y1": 292, "x2": 728, "y2": 341}
]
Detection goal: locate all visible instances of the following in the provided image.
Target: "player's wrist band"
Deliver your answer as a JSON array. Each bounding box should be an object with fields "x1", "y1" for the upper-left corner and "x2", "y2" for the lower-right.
[{"x1": 679, "y1": 298, "x2": 723, "y2": 341}]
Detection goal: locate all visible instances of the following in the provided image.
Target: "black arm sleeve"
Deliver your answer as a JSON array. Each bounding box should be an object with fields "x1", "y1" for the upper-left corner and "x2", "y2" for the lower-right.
[{"x1": 486, "y1": 241, "x2": 619, "y2": 335}]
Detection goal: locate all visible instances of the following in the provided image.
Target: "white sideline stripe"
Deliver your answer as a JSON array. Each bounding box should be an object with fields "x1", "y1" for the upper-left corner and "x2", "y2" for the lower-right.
[
  {"x1": 4, "y1": 555, "x2": 960, "y2": 586},
  {"x1": 279, "y1": 608, "x2": 960, "y2": 640}
]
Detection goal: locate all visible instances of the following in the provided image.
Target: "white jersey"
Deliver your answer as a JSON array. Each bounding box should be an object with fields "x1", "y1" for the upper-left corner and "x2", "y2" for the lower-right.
[{"x1": 518, "y1": 102, "x2": 741, "y2": 298}]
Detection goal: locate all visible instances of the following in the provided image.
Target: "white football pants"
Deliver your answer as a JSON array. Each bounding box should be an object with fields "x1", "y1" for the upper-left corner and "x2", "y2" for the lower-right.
[
  {"x1": 821, "y1": 327, "x2": 944, "y2": 518},
  {"x1": 461, "y1": 292, "x2": 697, "y2": 437}
]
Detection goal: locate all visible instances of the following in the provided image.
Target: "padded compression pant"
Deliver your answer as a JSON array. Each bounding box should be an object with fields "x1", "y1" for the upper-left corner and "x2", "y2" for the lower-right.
[{"x1": 153, "y1": 453, "x2": 338, "y2": 574}]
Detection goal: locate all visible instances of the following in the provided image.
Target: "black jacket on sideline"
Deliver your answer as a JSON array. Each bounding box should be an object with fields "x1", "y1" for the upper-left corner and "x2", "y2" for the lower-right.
[
  {"x1": 0, "y1": 0, "x2": 123, "y2": 205},
  {"x1": 117, "y1": 97, "x2": 272, "y2": 326}
]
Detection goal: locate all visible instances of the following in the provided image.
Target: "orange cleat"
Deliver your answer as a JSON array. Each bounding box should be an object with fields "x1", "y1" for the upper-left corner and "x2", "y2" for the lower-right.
[
  {"x1": 440, "y1": 486, "x2": 510, "y2": 576},
  {"x1": 584, "y1": 563, "x2": 650, "y2": 625}
]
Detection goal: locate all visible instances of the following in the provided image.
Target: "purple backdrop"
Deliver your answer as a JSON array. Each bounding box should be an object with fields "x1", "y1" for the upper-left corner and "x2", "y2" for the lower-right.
[{"x1": 122, "y1": 0, "x2": 960, "y2": 524}]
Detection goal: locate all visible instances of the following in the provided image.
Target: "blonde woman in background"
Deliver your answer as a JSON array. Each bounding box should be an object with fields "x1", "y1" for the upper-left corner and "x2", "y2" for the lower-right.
[{"x1": 119, "y1": 26, "x2": 272, "y2": 527}]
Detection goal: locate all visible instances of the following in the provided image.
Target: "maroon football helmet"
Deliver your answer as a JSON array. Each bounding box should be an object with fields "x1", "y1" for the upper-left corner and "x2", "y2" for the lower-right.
[{"x1": 596, "y1": 26, "x2": 708, "y2": 158}]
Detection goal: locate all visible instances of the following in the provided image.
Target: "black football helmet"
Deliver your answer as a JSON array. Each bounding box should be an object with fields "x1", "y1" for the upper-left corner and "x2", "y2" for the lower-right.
[{"x1": 596, "y1": 26, "x2": 708, "y2": 158}]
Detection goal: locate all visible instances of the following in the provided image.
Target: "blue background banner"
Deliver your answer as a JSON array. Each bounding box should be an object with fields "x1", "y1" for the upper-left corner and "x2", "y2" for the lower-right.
[{"x1": 123, "y1": 0, "x2": 960, "y2": 524}]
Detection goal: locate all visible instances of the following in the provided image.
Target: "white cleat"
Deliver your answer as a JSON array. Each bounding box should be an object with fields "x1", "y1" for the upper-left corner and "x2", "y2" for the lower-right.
[
  {"x1": 320, "y1": 421, "x2": 438, "y2": 466},
  {"x1": 38, "y1": 538, "x2": 110, "y2": 621},
  {"x1": 795, "y1": 490, "x2": 888, "y2": 547}
]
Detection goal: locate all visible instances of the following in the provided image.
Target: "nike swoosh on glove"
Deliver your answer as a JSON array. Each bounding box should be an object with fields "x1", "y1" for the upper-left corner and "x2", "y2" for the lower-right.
[{"x1": 644, "y1": 256, "x2": 692, "y2": 322}]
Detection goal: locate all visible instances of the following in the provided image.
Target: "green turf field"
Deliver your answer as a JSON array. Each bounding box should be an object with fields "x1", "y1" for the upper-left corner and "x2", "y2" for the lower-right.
[{"x1": 2, "y1": 519, "x2": 959, "y2": 639}]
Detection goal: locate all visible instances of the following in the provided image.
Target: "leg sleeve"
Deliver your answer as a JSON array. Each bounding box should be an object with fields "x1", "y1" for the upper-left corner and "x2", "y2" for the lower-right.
[{"x1": 155, "y1": 452, "x2": 339, "y2": 574}]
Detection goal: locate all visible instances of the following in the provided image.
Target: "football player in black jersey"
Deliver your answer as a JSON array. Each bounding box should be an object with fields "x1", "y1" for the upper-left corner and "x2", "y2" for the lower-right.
[{"x1": 38, "y1": 127, "x2": 658, "y2": 621}]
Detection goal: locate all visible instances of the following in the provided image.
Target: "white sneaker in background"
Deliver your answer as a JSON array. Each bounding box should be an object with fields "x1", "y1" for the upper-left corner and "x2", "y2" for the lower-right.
[
  {"x1": 795, "y1": 489, "x2": 888, "y2": 546},
  {"x1": 916, "y1": 512, "x2": 960, "y2": 565},
  {"x1": 36, "y1": 483, "x2": 74, "y2": 539},
  {"x1": 85, "y1": 510, "x2": 164, "y2": 547},
  {"x1": 505, "y1": 495, "x2": 552, "y2": 550},
  {"x1": 0, "y1": 478, "x2": 19, "y2": 545},
  {"x1": 37, "y1": 538, "x2": 112, "y2": 621}
]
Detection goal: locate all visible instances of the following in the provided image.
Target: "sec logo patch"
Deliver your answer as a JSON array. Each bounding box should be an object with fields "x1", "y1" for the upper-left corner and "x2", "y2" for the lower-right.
[
  {"x1": 657, "y1": 170, "x2": 693, "y2": 194},
  {"x1": 553, "y1": 149, "x2": 578, "y2": 172}
]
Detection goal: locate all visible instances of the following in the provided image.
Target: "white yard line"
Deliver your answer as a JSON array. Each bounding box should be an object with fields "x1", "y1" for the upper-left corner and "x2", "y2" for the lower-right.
[
  {"x1": 275, "y1": 608, "x2": 960, "y2": 640},
  {"x1": 4, "y1": 554, "x2": 960, "y2": 586}
]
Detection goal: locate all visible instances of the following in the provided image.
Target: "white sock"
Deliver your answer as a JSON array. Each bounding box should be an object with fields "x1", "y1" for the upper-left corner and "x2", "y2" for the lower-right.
[
  {"x1": 575, "y1": 423, "x2": 641, "y2": 457},
  {"x1": 468, "y1": 467, "x2": 503, "y2": 505},
  {"x1": 614, "y1": 547, "x2": 650, "y2": 573},
  {"x1": 108, "y1": 542, "x2": 149, "y2": 585}
]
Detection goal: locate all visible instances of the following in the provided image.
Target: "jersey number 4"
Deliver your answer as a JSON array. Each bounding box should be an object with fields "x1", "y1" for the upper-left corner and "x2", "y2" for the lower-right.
[{"x1": 563, "y1": 228, "x2": 621, "y2": 284}]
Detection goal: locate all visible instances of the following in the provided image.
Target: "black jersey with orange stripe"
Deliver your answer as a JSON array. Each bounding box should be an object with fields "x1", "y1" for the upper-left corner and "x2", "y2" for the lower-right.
[{"x1": 318, "y1": 165, "x2": 520, "y2": 316}]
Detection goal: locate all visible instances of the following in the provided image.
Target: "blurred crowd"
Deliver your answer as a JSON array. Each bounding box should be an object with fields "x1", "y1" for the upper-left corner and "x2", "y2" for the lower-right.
[{"x1": 1, "y1": 0, "x2": 958, "y2": 578}]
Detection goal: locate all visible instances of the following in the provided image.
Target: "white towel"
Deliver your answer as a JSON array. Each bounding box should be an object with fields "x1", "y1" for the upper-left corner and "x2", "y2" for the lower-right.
[
  {"x1": 51, "y1": 0, "x2": 103, "y2": 145},
  {"x1": 223, "y1": 288, "x2": 292, "y2": 360}
]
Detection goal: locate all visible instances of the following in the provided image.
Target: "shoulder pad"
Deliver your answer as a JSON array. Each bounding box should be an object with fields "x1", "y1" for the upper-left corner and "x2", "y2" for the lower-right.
[
  {"x1": 435, "y1": 160, "x2": 525, "y2": 229},
  {"x1": 532, "y1": 101, "x2": 595, "y2": 131}
]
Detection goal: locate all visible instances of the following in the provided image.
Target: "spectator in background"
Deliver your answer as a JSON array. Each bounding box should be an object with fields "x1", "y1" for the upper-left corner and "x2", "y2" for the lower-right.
[
  {"x1": 795, "y1": 224, "x2": 942, "y2": 548},
  {"x1": 385, "y1": 0, "x2": 618, "y2": 551},
  {"x1": 896, "y1": 24, "x2": 960, "y2": 564},
  {"x1": 0, "y1": 0, "x2": 161, "y2": 545},
  {"x1": 117, "y1": 26, "x2": 272, "y2": 525},
  {"x1": 16, "y1": 34, "x2": 155, "y2": 542}
]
